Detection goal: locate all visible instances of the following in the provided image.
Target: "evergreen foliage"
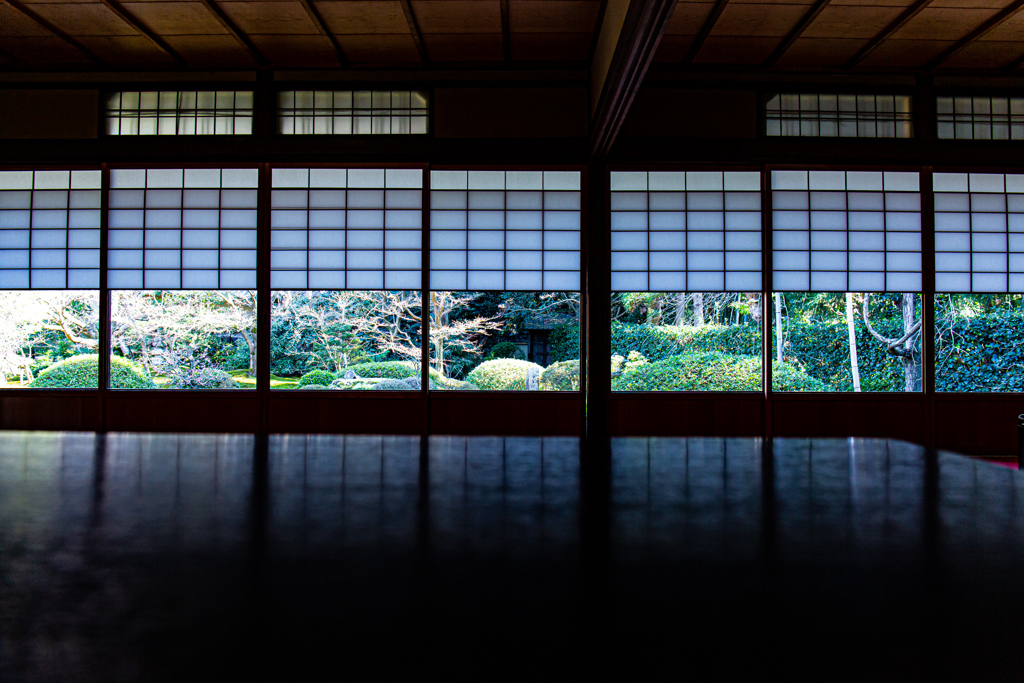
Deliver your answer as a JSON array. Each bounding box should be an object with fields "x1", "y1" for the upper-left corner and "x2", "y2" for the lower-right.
[
  {"x1": 29, "y1": 354, "x2": 156, "y2": 389},
  {"x1": 612, "y1": 352, "x2": 825, "y2": 392},
  {"x1": 466, "y1": 359, "x2": 544, "y2": 391}
]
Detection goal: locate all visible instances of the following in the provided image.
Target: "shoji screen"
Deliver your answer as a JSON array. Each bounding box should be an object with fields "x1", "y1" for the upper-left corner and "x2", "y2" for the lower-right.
[
  {"x1": 0, "y1": 170, "x2": 101, "y2": 289},
  {"x1": 934, "y1": 173, "x2": 1024, "y2": 292},
  {"x1": 107, "y1": 168, "x2": 258, "y2": 289},
  {"x1": 270, "y1": 168, "x2": 422, "y2": 290},
  {"x1": 609, "y1": 171, "x2": 761, "y2": 291},
  {"x1": 429, "y1": 170, "x2": 581, "y2": 291},
  {"x1": 771, "y1": 171, "x2": 921, "y2": 291}
]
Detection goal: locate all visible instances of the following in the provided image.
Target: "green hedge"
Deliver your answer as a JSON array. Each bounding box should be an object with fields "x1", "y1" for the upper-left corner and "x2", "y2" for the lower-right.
[
  {"x1": 339, "y1": 361, "x2": 444, "y2": 383},
  {"x1": 298, "y1": 369, "x2": 335, "y2": 388},
  {"x1": 539, "y1": 360, "x2": 580, "y2": 391},
  {"x1": 486, "y1": 341, "x2": 525, "y2": 361},
  {"x1": 611, "y1": 352, "x2": 826, "y2": 392},
  {"x1": 549, "y1": 325, "x2": 580, "y2": 363},
  {"x1": 774, "y1": 319, "x2": 909, "y2": 392},
  {"x1": 934, "y1": 311, "x2": 1024, "y2": 392},
  {"x1": 466, "y1": 359, "x2": 544, "y2": 391},
  {"x1": 29, "y1": 354, "x2": 156, "y2": 389},
  {"x1": 609, "y1": 323, "x2": 760, "y2": 363}
]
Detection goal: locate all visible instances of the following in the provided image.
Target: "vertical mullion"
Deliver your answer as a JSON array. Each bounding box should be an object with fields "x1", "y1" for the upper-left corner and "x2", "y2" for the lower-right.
[
  {"x1": 98, "y1": 163, "x2": 111, "y2": 423},
  {"x1": 762, "y1": 165, "x2": 773, "y2": 439},
  {"x1": 257, "y1": 163, "x2": 271, "y2": 434},
  {"x1": 27, "y1": 171, "x2": 34, "y2": 289},
  {"x1": 578, "y1": 165, "x2": 589, "y2": 436},
  {"x1": 921, "y1": 168, "x2": 935, "y2": 448},
  {"x1": 421, "y1": 168, "x2": 431, "y2": 434},
  {"x1": 586, "y1": 161, "x2": 610, "y2": 439}
]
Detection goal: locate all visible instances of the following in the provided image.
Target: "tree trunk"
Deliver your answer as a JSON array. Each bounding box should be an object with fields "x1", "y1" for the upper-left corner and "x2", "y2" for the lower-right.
[
  {"x1": 239, "y1": 329, "x2": 256, "y2": 375},
  {"x1": 846, "y1": 293, "x2": 861, "y2": 392},
  {"x1": 902, "y1": 293, "x2": 922, "y2": 392},
  {"x1": 693, "y1": 293, "x2": 705, "y2": 327},
  {"x1": 774, "y1": 293, "x2": 783, "y2": 364},
  {"x1": 674, "y1": 293, "x2": 687, "y2": 325}
]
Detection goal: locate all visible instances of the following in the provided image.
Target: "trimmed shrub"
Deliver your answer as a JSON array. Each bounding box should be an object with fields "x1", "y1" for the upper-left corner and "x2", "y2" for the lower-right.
[
  {"x1": 466, "y1": 359, "x2": 544, "y2": 391},
  {"x1": 611, "y1": 352, "x2": 826, "y2": 392},
  {"x1": 374, "y1": 378, "x2": 415, "y2": 390},
  {"x1": 486, "y1": 341, "x2": 525, "y2": 361},
  {"x1": 168, "y1": 367, "x2": 239, "y2": 389},
  {"x1": 934, "y1": 311, "x2": 1024, "y2": 392},
  {"x1": 540, "y1": 360, "x2": 580, "y2": 391},
  {"x1": 29, "y1": 354, "x2": 156, "y2": 389},
  {"x1": 440, "y1": 378, "x2": 479, "y2": 390},
  {"x1": 330, "y1": 377, "x2": 387, "y2": 390},
  {"x1": 610, "y1": 322, "x2": 760, "y2": 363},
  {"x1": 301, "y1": 384, "x2": 329, "y2": 390},
  {"x1": 298, "y1": 369, "x2": 335, "y2": 388},
  {"x1": 339, "y1": 361, "x2": 445, "y2": 383}
]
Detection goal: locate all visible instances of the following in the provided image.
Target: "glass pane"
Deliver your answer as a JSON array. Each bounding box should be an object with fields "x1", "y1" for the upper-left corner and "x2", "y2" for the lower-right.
[
  {"x1": 610, "y1": 292, "x2": 762, "y2": 392},
  {"x1": 771, "y1": 291, "x2": 922, "y2": 392},
  {"x1": 429, "y1": 291, "x2": 580, "y2": 391},
  {"x1": 0, "y1": 291, "x2": 99, "y2": 388},
  {"x1": 935, "y1": 293, "x2": 1024, "y2": 392},
  {"x1": 109, "y1": 290, "x2": 257, "y2": 389},
  {"x1": 270, "y1": 290, "x2": 422, "y2": 390}
]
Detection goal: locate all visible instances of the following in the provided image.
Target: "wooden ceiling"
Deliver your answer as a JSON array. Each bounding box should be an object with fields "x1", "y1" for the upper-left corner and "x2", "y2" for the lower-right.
[{"x1": 0, "y1": 0, "x2": 1022, "y2": 72}]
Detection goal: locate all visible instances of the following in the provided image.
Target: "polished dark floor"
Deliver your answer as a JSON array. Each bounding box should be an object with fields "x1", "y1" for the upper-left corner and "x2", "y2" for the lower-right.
[{"x1": 2, "y1": 433, "x2": 1023, "y2": 681}]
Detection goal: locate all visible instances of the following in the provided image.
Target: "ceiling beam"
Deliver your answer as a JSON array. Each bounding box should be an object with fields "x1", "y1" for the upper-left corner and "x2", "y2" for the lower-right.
[
  {"x1": 98, "y1": 0, "x2": 186, "y2": 66},
  {"x1": 295, "y1": 0, "x2": 347, "y2": 67},
  {"x1": 398, "y1": 0, "x2": 428, "y2": 65},
  {"x1": 590, "y1": 0, "x2": 677, "y2": 159},
  {"x1": 196, "y1": 0, "x2": 267, "y2": 68},
  {"x1": 925, "y1": 0, "x2": 1024, "y2": 71},
  {"x1": 682, "y1": 0, "x2": 729, "y2": 66},
  {"x1": 844, "y1": 0, "x2": 932, "y2": 69},
  {"x1": 500, "y1": 0, "x2": 511, "y2": 63},
  {"x1": 2, "y1": 0, "x2": 105, "y2": 66},
  {"x1": 763, "y1": 0, "x2": 832, "y2": 69}
]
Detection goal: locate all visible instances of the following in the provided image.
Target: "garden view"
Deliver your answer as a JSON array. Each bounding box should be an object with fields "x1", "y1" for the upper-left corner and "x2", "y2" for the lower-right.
[{"x1": 2, "y1": 288, "x2": 1022, "y2": 393}]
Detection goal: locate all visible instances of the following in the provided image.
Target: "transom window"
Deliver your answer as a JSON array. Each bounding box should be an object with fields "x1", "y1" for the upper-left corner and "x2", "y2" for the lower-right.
[
  {"x1": 766, "y1": 94, "x2": 913, "y2": 138},
  {"x1": 105, "y1": 91, "x2": 254, "y2": 136}
]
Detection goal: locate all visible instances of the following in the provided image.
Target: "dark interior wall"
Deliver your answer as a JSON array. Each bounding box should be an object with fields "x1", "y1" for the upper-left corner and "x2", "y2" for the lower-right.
[
  {"x1": 619, "y1": 88, "x2": 757, "y2": 140},
  {"x1": 433, "y1": 87, "x2": 588, "y2": 139},
  {"x1": 0, "y1": 89, "x2": 98, "y2": 139}
]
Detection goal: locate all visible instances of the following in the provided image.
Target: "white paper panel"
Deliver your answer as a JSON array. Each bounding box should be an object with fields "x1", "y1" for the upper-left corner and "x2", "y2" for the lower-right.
[
  {"x1": 108, "y1": 168, "x2": 257, "y2": 289},
  {"x1": 429, "y1": 170, "x2": 581, "y2": 291},
  {"x1": 611, "y1": 170, "x2": 761, "y2": 292},
  {"x1": 772, "y1": 170, "x2": 921, "y2": 292},
  {"x1": 271, "y1": 167, "x2": 423, "y2": 290},
  {"x1": 0, "y1": 170, "x2": 101, "y2": 289},
  {"x1": 935, "y1": 172, "x2": 1024, "y2": 293}
]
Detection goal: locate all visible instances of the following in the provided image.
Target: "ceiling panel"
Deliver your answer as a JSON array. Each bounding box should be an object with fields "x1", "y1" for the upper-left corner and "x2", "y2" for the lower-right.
[
  {"x1": 507, "y1": 1, "x2": 601, "y2": 33},
  {"x1": 422, "y1": 33, "x2": 503, "y2": 61},
  {"x1": 21, "y1": 2, "x2": 138, "y2": 35},
  {"x1": 510, "y1": 32, "x2": 591, "y2": 61},
  {"x1": 892, "y1": 8, "x2": 1001, "y2": 40},
  {"x1": 693, "y1": 35, "x2": 778, "y2": 63},
  {"x1": 942, "y1": 40, "x2": 1022, "y2": 69},
  {"x1": 802, "y1": 5, "x2": 905, "y2": 39},
  {"x1": 977, "y1": 9, "x2": 1024, "y2": 40},
  {"x1": 664, "y1": 1, "x2": 715, "y2": 35},
  {"x1": 859, "y1": 39, "x2": 952, "y2": 67},
  {"x1": 711, "y1": 3, "x2": 810, "y2": 37},
  {"x1": 78, "y1": 35, "x2": 177, "y2": 63},
  {"x1": 120, "y1": 2, "x2": 228, "y2": 35},
  {"x1": 313, "y1": 1, "x2": 409, "y2": 34},
  {"x1": 249, "y1": 34, "x2": 339, "y2": 66},
  {"x1": 411, "y1": 0, "x2": 501, "y2": 33},
  {"x1": 217, "y1": 2, "x2": 320, "y2": 34},
  {"x1": 0, "y1": 4, "x2": 55, "y2": 35},
  {"x1": 336, "y1": 34, "x2": 421, "y2": 63},
  {"x1": 162, "y1": 33, "x2": 256, "y2": 65},
  {"x1": 775, "y1": 37, "x2": 865, "y2": 67}
]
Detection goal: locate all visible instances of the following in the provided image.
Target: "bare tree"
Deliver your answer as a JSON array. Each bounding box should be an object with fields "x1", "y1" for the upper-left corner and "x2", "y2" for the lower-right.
[
  {"x1": 862, "y1": 292, "x2": 921, "y2": 391},
  {"x1": 846, "y1": 292, "x2": 861, "y2": 392}
]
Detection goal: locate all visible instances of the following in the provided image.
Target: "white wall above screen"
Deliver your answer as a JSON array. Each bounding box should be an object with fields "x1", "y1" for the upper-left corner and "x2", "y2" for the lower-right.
[
  {"x1": 771, "y1": 170, "x2": 921, "y2": 292},
  {"x1": 934, "y1": 172, "x2": 1024, "y2": 293},
  {"x1": 429, "y1": 170, "x2": 581, "y2": 291},
  {"x1": 610, "y1": 170, "x2": 762, "y2": 292},
  {"x1": 0, "y1": 170, "x2": 102, "y2": 289},
  {"x1": 271, "y1": 168, "x2": 423, "y2": 290},
  {"x1": 107, "y1": 168, "x2": 258, "y2": 289}
]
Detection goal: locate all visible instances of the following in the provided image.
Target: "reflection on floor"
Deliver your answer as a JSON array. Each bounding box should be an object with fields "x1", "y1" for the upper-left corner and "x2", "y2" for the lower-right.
[{"x1": 2, "y1": 433, "x2": 1023, "y2": 681}]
